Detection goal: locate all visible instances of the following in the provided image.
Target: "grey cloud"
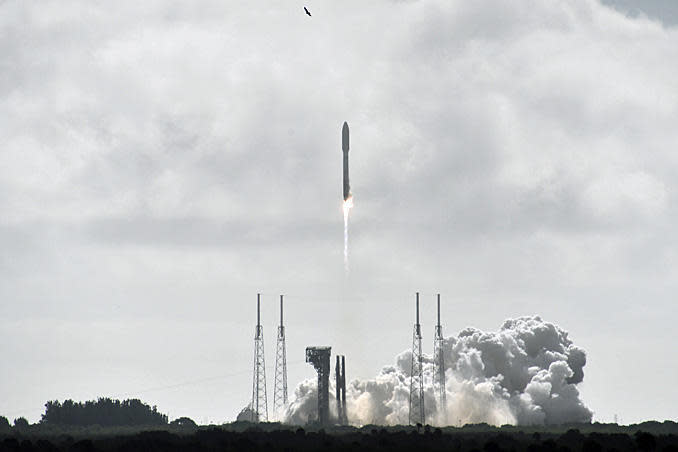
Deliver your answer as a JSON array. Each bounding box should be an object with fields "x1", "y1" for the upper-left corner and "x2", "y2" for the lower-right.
[
  {"x1": 603, "y1": 0, "x2": 678, "y2": 26},
  {"x1": 84, "y1": 216, "x2": 335, "y2": 248},
  {"x1": 283, "y1": 316, "x2": 591, "y2": 426}
]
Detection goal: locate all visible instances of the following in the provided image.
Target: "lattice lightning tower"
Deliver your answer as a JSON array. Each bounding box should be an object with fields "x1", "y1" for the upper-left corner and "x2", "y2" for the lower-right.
[
  {"x1": 251, "y1": 293, "x2": 268, "y2": 422},
  {"x1": 433, "y1": 293, "x2": 447, "y2": 424},
  {"x1": 273, "y1": 295, "x2": 288, "y2": 418},
  {"x1": 409, "y1": 292, "x2": 425, "y2": 425}
]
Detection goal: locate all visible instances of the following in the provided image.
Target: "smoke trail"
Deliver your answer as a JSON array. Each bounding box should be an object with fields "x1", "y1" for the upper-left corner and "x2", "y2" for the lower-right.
[
  {"x1": 283, "y1": 316, "x2": 592, "y2": 426},
  {"x1": 342, "y1": 196, "x2": 353, "y2": 273}
]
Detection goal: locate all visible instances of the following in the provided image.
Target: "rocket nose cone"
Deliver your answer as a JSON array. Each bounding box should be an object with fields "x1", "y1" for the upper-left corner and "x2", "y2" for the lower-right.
[{"x1": 342, "y1": 122, "x2": 349, "y2": 151}]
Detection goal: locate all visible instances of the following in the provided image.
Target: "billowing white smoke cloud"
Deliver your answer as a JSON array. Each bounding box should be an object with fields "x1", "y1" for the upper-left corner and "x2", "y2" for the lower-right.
[{"x1": 284, "y1": 316, "x2": 591, "y2": 426}]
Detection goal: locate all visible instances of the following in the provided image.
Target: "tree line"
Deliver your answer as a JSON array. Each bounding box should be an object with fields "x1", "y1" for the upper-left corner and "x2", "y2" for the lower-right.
[
  {"x1": 40, "y1": 398, "x2": 168, "y2": 426},
  {"x1": 0, "y1": 416, "x2": 29, "y2": 431}
]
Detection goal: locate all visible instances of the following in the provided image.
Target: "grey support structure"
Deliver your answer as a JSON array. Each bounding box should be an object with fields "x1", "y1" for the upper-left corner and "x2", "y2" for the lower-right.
[
  {"x1": 306, "y1": 346, "x2": 331, "y2": 425},
  {"x1": 336, "y1": 355, "x2": 347, "y2": 425},
  {"x1": 251, "y1": 294, "x2": 268, "y2": 422},
  {"x1": 274, "y1": 295, "x2": 288, "y2": 418},
  {"x1": 409, "y1": 292, "x2": 425, "y2": 426},
  {"x1": 433, "y1": 293, "x2": 446, "y2": 424}
]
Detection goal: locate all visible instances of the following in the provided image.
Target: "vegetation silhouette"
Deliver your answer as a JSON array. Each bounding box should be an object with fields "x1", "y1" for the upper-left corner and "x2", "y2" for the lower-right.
[
  {"x1": 3, "y1": 402, "x2": 678, "y2": 452},
  {"x1": 1, "y1": 419, "x2": 678, "y2": 451},
  {"x1": 0, "y1": 416, "x2": 9, "y2": 433},
  {"x1": 12, "y1": 417, "x2": 29, "y2": 431},
  {"x1": 41, "y1": 398, "x2": 168, "y2": 426},
  {"x1": 169, "y1": 417, "x2": 197, "y2": 427}
]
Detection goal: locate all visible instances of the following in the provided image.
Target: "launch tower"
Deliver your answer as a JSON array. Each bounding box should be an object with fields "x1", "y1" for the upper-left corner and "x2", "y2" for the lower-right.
[
  {"x1": 433, "y1": 294, "x2": 446, "y2": 423},
  {"x1": 273, "y1": 295, "x2": 288, "y2": 418},
  {"x1": 305, "y1": 346, "x2": 331, "y2": 425},
  {"x1": 409, "y1": 292, "x2": 425, "y2": 425},
  {"x1": 251, "y1": 294, "x2": 268, "y2": 422}
]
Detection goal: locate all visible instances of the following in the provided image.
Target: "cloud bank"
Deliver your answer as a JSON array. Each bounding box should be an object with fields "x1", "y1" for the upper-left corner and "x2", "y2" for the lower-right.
[{"x1": 284, "y1": 316, "x2": 591, "y2": 426}]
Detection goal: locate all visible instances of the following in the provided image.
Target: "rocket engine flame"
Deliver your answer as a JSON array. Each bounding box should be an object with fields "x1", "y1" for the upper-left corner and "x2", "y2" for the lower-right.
[{"x1": 343, "y1": 195, "x2": 353, "y2": 273}]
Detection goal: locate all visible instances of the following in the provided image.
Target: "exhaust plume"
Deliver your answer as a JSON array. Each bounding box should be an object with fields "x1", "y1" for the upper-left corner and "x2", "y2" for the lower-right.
[
  {"x1": 283, "y1": 316, "x2": 592, "y2": 426},
  {"x1": 343, "y1": 196, "x2": 353, "y2": 273}
]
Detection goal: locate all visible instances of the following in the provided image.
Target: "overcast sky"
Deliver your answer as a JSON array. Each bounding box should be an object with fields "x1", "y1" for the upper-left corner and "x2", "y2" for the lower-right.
[{"x1": 1, "y1": 0, "x2": 677, "y2": 425}]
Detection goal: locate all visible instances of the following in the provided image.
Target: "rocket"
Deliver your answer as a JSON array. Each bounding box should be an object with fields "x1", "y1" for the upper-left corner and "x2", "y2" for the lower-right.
[{"x1": 342, "y1": 122, "x2": 351, "y2": 201}]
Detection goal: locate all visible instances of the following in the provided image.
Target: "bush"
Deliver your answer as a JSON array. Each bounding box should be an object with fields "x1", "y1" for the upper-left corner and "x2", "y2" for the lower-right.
[
  {"x1": 0, "y1": 416, "x2": 10, "y2": 432},
  {"x1": 635, "y1": 431, "x2": 656, "y2": 451},
  {"x1": 170, "y1": 417, "x2": 197, "y2": 428},
  {"x1": 13, "y1": 417, "x2": 29, "y2": 430}
]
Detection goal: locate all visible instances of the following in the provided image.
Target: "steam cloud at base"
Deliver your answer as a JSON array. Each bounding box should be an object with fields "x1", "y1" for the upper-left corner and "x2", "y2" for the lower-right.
[{"x1": 283, "y1": 316, "x2": 592, "y2": 426}]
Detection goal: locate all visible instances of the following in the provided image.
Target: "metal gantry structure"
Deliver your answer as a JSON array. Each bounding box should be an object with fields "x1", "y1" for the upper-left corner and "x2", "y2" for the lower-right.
[
  {"x1": 305, "y1": 346, "x2": 331, "y2": 425},
  {"x1": 246, "y1": 291, "x2": 451, "y2": 426},
  {"x1": 409, "y1": 292, "x2": 425, "y2": 426},
  {"x1": 335, "y1": 355, "x2": 347, "y2": 425},
  {"x1": 433, "y1": 293, "x2": 446, "y2": 423},
  {"x1": 251, "y1": 293, "x2": 268, "y2": 422},
  {"x1": 273, "y1": 295, "x2": 288, "y2": 418}
]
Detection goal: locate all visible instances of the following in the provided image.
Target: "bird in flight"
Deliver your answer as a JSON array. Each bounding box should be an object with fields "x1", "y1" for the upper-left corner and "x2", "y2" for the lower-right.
[{"x1": 304, "y1": 7, "x2": 312, "y2": 17}]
